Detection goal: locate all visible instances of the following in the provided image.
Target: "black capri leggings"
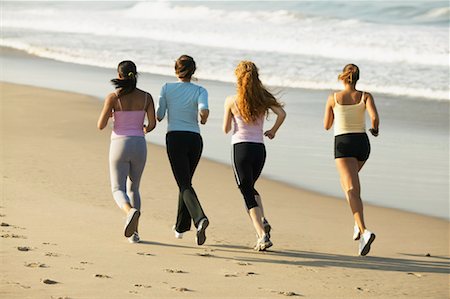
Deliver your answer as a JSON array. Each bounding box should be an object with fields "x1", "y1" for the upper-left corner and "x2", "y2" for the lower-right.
[
  {"x1": 166, "y1": 131, "x2": 207, "y2": 233},
  {"x1": 232, "y1": 142, "x2": 266, "y2": 210}
]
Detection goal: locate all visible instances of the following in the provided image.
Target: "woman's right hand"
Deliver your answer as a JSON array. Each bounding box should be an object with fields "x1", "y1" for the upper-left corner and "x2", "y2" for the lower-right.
[{"x1": 369, "y1": 128, "x2": 379, "y2": 137}]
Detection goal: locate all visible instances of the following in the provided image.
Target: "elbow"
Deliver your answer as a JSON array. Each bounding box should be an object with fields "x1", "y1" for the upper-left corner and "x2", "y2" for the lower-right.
[
  {"x1": 97, "y1": 122, "x2": 105, "y2": 130},
  {"x1": 222, "y1": 121, "x2": 231, "y2": 134}
]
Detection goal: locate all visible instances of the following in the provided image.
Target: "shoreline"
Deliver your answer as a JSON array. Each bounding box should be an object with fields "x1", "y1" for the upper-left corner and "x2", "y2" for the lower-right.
[
  {"x1": 1, "y1": 82, "x2": 448, "y2": 298},
  {"x1": 1, "y1": 46, "x2": 448, "y2": 103}
]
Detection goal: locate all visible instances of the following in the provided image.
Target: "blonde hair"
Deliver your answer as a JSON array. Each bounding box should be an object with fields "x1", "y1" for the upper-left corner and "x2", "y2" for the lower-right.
[
  {"x1": 338, "y1": 64, "x2": 359, "y2": 85},
  {"x1": 234, "y1": 61, "x2": 282, "y2": 123}
]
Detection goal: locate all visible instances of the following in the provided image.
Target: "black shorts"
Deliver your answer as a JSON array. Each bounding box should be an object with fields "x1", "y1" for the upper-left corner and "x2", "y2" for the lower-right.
[{"x1": 334, "y1": 133, "x2": 370, "y2": 161}]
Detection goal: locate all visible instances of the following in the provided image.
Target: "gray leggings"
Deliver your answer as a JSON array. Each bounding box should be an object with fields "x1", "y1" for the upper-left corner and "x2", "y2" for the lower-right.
[{"x1": 109, "y1": 136, "x2": 147, "y2": 210}]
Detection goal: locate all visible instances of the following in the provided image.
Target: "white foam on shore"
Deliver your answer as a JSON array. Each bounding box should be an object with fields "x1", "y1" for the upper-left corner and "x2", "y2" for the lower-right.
[{"x1": 1, "y1": 1, "x2": 449, "y2": 101}]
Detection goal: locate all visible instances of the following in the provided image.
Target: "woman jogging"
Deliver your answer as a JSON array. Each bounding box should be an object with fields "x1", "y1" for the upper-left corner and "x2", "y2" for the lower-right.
[
  {"x1": 223, "y1": 61, "x2": 286, "y2": 251},
  {"x1": 157, "y1": 55, "x2": 210, "y2": 246},
  {"x1": 97, "y1": 60, "x2": 156, "y2": 243},
  {"x1": 323, "y1": 63, "x2": 380, "y2": 256}
]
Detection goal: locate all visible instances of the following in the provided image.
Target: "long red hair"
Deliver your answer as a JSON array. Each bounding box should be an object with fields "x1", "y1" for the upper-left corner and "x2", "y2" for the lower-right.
[{"x1": 235, "y1": 61, "x2": 282, "y2": 123}]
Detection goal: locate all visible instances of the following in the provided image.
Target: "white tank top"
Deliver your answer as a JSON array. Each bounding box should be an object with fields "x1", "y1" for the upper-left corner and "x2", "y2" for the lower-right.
[{"x1": 333, "y1": 92, "x2": 366, "y2": 136}]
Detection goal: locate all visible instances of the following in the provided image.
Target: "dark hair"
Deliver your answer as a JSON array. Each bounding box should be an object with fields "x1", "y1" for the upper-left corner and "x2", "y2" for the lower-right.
[
  {"x1": 175, "y1": 55, "x2": 196, "y2": 79},
  {"x1": 338, "y1": 63, "x2": 359, "y2": 85},
  {"x1": 111, "y1": 60, "x2": 138, "y2": 96}
]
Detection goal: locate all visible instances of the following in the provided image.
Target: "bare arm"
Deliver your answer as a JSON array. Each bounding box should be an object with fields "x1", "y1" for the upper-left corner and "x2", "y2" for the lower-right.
[
  {"x1": 144, "y1": 93, "x2": 157, "y2": 134},
  {"x1": 199, "y1": 109, "x2": 209, "y2": 125},
  {"x1": 365, "y1": 93, "x2": 379, "y2": 136},
  {"x1": 222, "y1": 97, "x2": 233, "y2": 134},
  {"x1": 323, "y1": 94, "x2": 334, "y2": 130},
  {"x1": 97, "y1": 93, "x2": 115, "y2": 130},
  {"x1": 264, "y1": 105, "x2": 286, "y2": 139}
]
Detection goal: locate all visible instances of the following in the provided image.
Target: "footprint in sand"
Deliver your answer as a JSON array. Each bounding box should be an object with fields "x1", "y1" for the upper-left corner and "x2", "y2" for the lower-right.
[
  {"x1": 407, "y1": 272, "x2": 424, "y2": 278},
  {"x1": 164, "y1": 269, "x2": 186, "y2": 274},
  {"x1": 134, "y1": 284, "x2": 152, "y2": 288},
  {"x1": 94, "y1": 274, "x2": 112, "y2": 279},
  {"x1": 17, "y1": 246, "x2": 32, "y2": 252},
  {"x1": 50, "y1": 296, "x2": 71, "y2": 299},
  {"x1": 171, "y1": 287, "x2": 190, "y2": 292},
  {"x1": 45, "y1": 252, "x2": 60, "y2": 257},
  {"x1": 137, "y1": 252, "x2": 154, "y2": 256},
  {"x1": 41, "y1": 279, "x2": 59, "y2": 285},
  {"x1": 196, "y1": 252, "x2": 214, "y2": 257},
  {"x1": 25, "y1": 262, "x2": 48, "y2": 268},
  {"x1": 236, "y1": 261, "x2": 252, "y2": 266},
  {"x1": 273, "y1": 290, "x2": 301, "y2": 297},
  {"x1": 42, "y1": 242, "x2": 58, "y2": 246},
  {"x1": 1, "y1": 233, "x2": 27, "y2": 239},
  {"x1": 1, "y1": 222, "x2": 10, "y2": 227},
  {"x1": 0, "y1": 214, "x2": 5, "y2": 217},
  {"x1": 224, "y1": 271, "x2": 257, "y2": 278},
  {"x1": 80, "y1": 261, "x2": 93, "y2": 265}
]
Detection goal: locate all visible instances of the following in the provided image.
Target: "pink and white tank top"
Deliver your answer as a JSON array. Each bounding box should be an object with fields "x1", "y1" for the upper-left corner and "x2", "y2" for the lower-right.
[
  {"x1": 231, "y1": 98, "x2": 264, "y2": 145},
  {"x1": 111, "y1": 93, "x2": 147, "y2": 139}
]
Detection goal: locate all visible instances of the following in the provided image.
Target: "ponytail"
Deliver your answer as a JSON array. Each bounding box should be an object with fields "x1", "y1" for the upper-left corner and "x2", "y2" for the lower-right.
[
  {"x1": 110, "y1": 60, "x2": 138, "y2": 96},
  {"x1": 338, "y1": 64, "x2": 359, "y2": 85}
]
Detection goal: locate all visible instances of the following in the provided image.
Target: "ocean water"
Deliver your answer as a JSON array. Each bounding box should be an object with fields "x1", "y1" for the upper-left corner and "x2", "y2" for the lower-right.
[
  {"x1": 1, "y1": 1, "x2": 449, "y2": 100},
  {"x1": 1, "y1": 1, "x2": 449, "y2": 219}
]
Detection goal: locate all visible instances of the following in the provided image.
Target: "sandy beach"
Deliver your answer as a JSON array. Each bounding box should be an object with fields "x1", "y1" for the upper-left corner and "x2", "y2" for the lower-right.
[{"x1": 0, "y1": 82, "x2": 448, "y2": 298}]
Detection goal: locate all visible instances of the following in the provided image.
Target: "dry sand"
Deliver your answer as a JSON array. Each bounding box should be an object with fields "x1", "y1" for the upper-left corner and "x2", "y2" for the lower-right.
[{"x1": 0, "y1": 82, "x2": 448, "y2": 298}]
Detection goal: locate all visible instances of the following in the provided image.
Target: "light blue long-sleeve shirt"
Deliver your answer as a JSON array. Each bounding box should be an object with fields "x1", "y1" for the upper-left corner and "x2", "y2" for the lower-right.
[{"x1": 157, "y1": 82, "x2": 209, "y2": 134}]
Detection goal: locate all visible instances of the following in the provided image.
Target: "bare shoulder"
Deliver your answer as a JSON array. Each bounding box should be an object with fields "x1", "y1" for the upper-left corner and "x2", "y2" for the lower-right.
[
  {"x1": 326, "y1": 92, "x2": 335, "y2": 106},
  {"x1": 105, "y1": 92, "x2": 118, "y2": 103},
  {"x1": 224, "y1": 95, "x2": 236, "y2": 107},
  {"x1": 364, "y1": 91, "x2": 374, "y2": 102}
]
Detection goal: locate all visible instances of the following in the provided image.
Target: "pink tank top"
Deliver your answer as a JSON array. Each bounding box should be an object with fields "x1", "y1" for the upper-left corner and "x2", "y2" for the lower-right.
[
  {"x1": 231, "y1": 99, "x2": 264, "y2": 145},
  {"x1": 111, "y1": 93, "x2": 147, "y2": 139}
]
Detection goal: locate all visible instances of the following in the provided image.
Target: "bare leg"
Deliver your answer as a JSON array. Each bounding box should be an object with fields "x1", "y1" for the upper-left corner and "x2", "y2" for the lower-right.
[
  {"x1": 335, "y1": 158, "x2": 367, "y2": 233},
  {"x1": 254, "y1": 194, "x2": 265, "y2": 219},
  {"x1": 122, "y1": 203, "x2": 132, "y2": 214},
  {"x1": 249, "y1": 207, "x2": 266, "y2": 238}
]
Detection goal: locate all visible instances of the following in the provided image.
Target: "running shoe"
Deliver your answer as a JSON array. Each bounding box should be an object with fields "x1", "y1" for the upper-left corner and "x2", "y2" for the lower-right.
[
  {"x1": 353, "y1": 224, "x2": 361, "y2": 241},
  {"x1": 196, "y1": 218, "x2": 209, "y2": 246},
  {"x1": 124, "y1": 208, "x2": 140, "y2": 238},
  {"x1": 358, "y1": 230, "x2": 376, "y2": 256},
  {"x1": 263, "y1": 218, "x2": 272, "y2": 238},
  {"x1": 254, "y1": 234, "x2": 273, "y2": 251},
  {"x1": 172, "y1": 225, "x2": 184, "y2": 239},
  {"x1": 128, "y1": 232, "x2": 140, "y2": 243}
]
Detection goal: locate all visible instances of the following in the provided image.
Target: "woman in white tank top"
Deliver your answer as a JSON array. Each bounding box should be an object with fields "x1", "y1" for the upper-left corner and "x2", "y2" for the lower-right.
[{"x1": 323, "y1": 64, "x2": 380, "y2": 256}]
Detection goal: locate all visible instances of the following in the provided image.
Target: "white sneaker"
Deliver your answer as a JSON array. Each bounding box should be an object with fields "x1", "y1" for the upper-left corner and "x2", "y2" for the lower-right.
[
  {"x1": 353, "y1": 224, "x2": 361, "y2": 241},
  {"x1": 128, "y1": 232, "x2": 140, "y2": 243},
  {"x1": 359, "y1": 230, "x2": 376, "y2": 256},
  {"x1": 172, "y1": 225, "x2": 184, "y2": 239},
  {"x1": 254, "y1": 234, "x2": 273, "y2": 251},
  {"x1": 196, "y1": 218, "x2": 209, "y2": 246},
  {"x1": 124, "y1": 208, "x2": 140, "y2": 238},
  {"x1": 262, "y1": 218, "x2": 272, "y2": 238}
]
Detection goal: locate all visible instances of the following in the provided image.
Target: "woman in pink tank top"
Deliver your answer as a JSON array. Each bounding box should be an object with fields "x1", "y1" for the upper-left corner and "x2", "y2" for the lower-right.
[
  {"x1": 97, "y1": 60, "x2": 156, "y2": 243},
  {"x1": 223, "y1": 61, "x2": 286, "y2": 251}
]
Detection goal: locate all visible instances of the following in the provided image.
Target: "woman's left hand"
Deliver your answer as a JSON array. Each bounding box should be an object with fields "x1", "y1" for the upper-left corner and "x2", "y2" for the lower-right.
[{"x1": 264, "y1": 129, "x2": 276, "y2": 139}]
